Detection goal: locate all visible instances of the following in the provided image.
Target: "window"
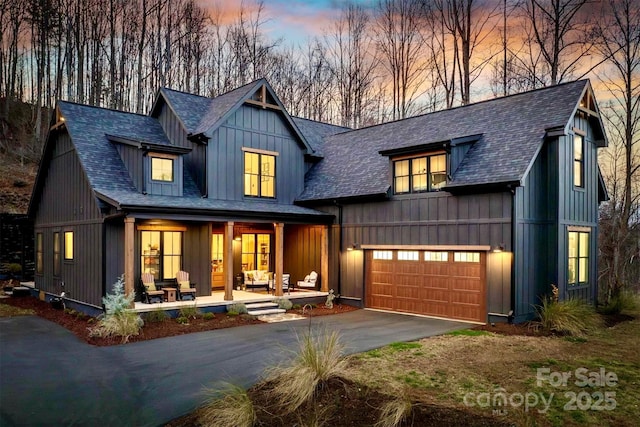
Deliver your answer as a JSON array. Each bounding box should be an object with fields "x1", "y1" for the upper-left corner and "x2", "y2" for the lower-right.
[
  {"x1": 244, "y1": 151, "x2": 275, "y2": 198},
  {"x1": 64, "y1": 231, "x2": 74, "y2": 260},
  {"x1": 373, "y1": 250, "x2": 393, "y2": 260},
  {"x1": 141, "y1": 231, "x2": 182, "y2": 280},
  {"x1": 151, "y1": 157, "x2": 173, "y2": 182},
  {"x1": 211, "y1": 234, "x2": 224, "y2": 273},
  {"x1": 53, "y1": 232, "x2": 60, "y2": 276},
  {"x1": 36, "y1": 233, "x2": 43, "y2": 274},
  {"x1": 574, "y1": 134, "x2": 584, "y2": 188},
  {"x1": 424, "y1": 251, "x2": 448, "y2": 262},
  {"x1": 394, "y1": 153, "x2": 446, "y2": 194},
  {"x1": 397, "y1": 251, "x2": 419, "y2": 261},
  {"x1": 568, "y1": 230, "x2": 589, "y2": 286},
  {"x1": 454, "y1": 252, "x2": 480, "y2": 263},
  {"x1": 241, "y1": 233, "x2": 271, "y2": 271}
]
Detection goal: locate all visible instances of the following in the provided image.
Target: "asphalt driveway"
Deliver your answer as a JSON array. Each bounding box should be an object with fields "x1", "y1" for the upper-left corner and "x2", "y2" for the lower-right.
[{"x1": 0, "y1": 310, "x2": 471, "y2": 427}]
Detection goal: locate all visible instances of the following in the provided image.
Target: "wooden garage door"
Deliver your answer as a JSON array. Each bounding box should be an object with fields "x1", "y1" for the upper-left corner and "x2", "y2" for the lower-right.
[{"x1": 365, "y1": 250, "x2": 486, "y2": 323}]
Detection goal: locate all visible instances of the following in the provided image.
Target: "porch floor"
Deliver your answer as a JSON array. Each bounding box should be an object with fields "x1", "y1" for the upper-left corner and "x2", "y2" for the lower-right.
[{"x1": 133, "y1": 289, "x2": 327, "y2": 313}]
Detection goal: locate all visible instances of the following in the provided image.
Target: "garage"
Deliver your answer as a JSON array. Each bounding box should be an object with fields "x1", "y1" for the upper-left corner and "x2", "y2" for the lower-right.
[{"x1": 365, "y1": 249, "x2": 486, "y2": 323}]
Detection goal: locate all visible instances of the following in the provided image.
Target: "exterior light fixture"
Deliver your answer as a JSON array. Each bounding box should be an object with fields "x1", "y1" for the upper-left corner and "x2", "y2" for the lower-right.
[
  {"x1": 492, "y1": 243, "x2": 505, "y2": 253},
  {"x1": 347, "y1": 243, "x2": 359, "y2": 251}
]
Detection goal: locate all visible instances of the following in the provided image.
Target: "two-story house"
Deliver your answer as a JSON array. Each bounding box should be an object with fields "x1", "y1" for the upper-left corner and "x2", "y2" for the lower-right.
[{"x1": 29, "y1": 78, "x2": 607, "y2": 322}]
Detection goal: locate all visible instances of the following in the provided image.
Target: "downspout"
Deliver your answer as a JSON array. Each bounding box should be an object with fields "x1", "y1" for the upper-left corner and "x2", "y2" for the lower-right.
[
  {"x1": 509, "y1": 184, "x2": 517, "y2": 323},
  {"x1": 334, "y1": 200, "x2": 343, "y2": 296}
]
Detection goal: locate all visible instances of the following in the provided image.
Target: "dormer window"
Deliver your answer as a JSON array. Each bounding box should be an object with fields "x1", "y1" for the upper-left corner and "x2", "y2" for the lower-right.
[
  {"x1": 151, "y1": 157, "x2": 174, "y2": 182},
  {"x1": 394, "y1": 153, "x2": 446, "y2": 194}
]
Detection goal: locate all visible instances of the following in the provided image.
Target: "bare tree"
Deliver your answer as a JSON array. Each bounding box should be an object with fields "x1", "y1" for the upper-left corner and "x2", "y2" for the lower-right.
[{"x1": 595, "y1": 0, "x2": 640, "y2": 300}]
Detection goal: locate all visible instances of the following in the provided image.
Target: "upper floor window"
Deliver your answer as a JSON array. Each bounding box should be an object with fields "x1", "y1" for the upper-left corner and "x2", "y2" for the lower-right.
[
  {"x1": 568, "y1": 229, "x2": 589, "y2": 286},
  {"x1": 573, "y1": 134, "x2": 584, "y2": 188},
  {"x1": 244, "y1": 151, "x2": 275, "y2": 198},
  {"x1": 151, "y1": 157, "x2": 173, "y2": 182},
  {"x1": 394, "y1": 153, "x2": 446, "y2": 194}
]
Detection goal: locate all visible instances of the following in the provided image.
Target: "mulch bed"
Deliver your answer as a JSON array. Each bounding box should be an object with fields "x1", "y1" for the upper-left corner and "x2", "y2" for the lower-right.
[{"x1": 0, "y1": 284, "x2": 358, "y2": 346}]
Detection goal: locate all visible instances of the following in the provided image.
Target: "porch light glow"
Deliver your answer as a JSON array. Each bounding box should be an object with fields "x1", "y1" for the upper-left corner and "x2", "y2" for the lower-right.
[{"x1": 492, "y1": 244, "x2": 505, "y2": 253}]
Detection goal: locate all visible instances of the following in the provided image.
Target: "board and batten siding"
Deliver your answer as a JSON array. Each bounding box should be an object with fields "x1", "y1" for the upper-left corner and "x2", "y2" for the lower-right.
[
  {"x1": 183, "y1": 223, "x2": 212, "y2": 296},
  {"x1": 115, "y1": 144, "x2": 143, "y2": 192},
  {"x1": 34, "y1": 130, "x2": 104, "y2": 307},
  {"x1": 206, "y1": 105, "x2": 306, "y2": 204},
  {"x1": 317, "y1": 192, "x2": 513, "y2": 310},
  {"x1": 283, "y1": 225, "x2": 324, "y2": 288}
]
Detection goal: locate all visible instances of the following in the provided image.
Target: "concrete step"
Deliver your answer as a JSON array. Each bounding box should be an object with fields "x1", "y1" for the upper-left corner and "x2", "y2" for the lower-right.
[
  {"x1": 245, "y1": 302, "x2": 279, "y2": 309},
  {"x1": 247, "y1": 308, "x2": 286, "y2": 316}
]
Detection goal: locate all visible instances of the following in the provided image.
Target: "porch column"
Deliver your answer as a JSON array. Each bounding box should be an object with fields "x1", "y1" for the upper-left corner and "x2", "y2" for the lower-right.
[
  {"x1": 224, "y1": 221, "x2": 234, "y2": 301},
  {"x1": 321, "y1": 225, "x2": 329, "y2": 292},
  {"x1": 275, "y1": 223, "x2": 284, "y2": 296},
  {"x1": 124, "y1": 217, "x2": 135, "y2": 307}
]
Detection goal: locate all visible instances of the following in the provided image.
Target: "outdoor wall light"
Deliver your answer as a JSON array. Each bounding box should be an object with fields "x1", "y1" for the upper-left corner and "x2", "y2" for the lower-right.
[
  {"x1": 492, "y1": 243, "x2": 505, "y2": 253},
  {"x1": 347, "y1": 243, "x2": 359, "y2": 251}
]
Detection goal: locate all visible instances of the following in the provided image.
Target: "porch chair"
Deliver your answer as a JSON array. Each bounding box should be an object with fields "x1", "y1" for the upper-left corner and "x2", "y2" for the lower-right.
[
  {"x1": 141, "y1": 272, "x2": 164, "y2": 304},
  {"x1": 176, "y1": 270, "x2": 197, "y2": 301},
  {"x1": 297, "y1": 271, "x2": 318, "y2": 290},
  {"x1": 269, "y1": 273, "x2": 291, "y2": 294}
]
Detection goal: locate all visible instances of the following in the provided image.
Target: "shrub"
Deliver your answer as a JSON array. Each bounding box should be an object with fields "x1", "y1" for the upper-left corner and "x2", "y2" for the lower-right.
[
  {"x1": 227, "y1": 303, "x2": 248, "y2": 315},
  {"x1": 598, "y1": 290, "x2": 639, "y2": 315},
  {"x1": 179, "y1": 304, "x2": 200, "y2": 319},
  {"x1": 199, "y1": 383, "x2": 256, "y2": 427},
  {"x1": 266, "y1": 329, "x2": 347, "y2": 413},
  {"x1": 273, "y1": 298, "x2": 293, "y2": 310},
  {"x1": 535, "y1": 297, "x2": 602, "y2": 336},
  {"x1": 176, "y1": 316, "x2": 189, "y2": 324},
  {"x1": 144, "y1": 309, "x2": 168, "y2": 323},
  {"x1": 202, "y1": 312, "x2": 215, "y2": 320},
  {"x1": 89, "y1": 275, "x2": 143, "y2": 343}
]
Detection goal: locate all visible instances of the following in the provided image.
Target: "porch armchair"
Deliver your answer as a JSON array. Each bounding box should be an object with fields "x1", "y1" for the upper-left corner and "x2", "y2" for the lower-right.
[
  {"x1": 269, "y1": 273, "x2": 291, "y2": 294},
  {"x1": 141, "y1": 273, "x2": 164, "y2": 304},
  {"x1": 297, "y1": 271, "x2": 318, "y2": 289},
  {"x1": 176, "y1": 270, "x2": 197, "y2": 301}
]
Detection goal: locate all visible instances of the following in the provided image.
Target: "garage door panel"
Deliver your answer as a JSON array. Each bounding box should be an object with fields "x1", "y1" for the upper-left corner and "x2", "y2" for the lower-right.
[{"x1": 366, "y1": 250, "x2": 486, "y2": 323}]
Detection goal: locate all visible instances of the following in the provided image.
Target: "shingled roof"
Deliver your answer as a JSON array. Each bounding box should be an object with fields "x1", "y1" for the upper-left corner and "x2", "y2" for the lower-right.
[
  {"x1": 298, "y1": 80, "x2": 593, "y2": 202},
  {"x1": 291, "y1": 117, "x2": 350, "y2": 157}
]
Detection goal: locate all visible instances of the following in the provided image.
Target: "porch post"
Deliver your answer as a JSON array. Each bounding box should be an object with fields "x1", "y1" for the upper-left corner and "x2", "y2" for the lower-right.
[
  {"x1": 224, "y1": 221, "x2": 234, "y2": 301},
  {"x1": 124, "y1": 217, "x2": 135, "y2": 307},
  {"x1": 321, "y1": 225, "x2": 329, "y2": 292},
  {"x1": 275, "y1": 223, "x2": 284, "y2": 296}
]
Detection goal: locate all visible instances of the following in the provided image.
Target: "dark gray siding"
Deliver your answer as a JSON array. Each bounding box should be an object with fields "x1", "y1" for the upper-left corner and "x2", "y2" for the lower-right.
[
  {"x1": 34, "y1": 131, "x2": 104, "y2": 307},
  {"x1": 513, "y1": 139, "x2": 559, "y2": 320},
  {"x1": 318, "y1": 192, "x2": 513, "y2": 302},
  {"x1": 183, "y1": 223, "x2": 211, "y2": 296},
  {"x1": 283, "y1": 225, "x2": 324, "y2": 286},
  {"x1": 104, "y1": 222, "x2": 124, "y2": 294},
  {"x1": 207, "y1": 105, "x2": 305, "y2": 203},
  {"x1": 115, "y1": 144, "x2": 143, "y2": 192}
]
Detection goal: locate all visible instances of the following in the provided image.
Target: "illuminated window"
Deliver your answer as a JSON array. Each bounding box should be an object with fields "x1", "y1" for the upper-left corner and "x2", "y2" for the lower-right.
[
  {"x1": 141, "y1": 231, "x2": 182, "y2": 280},
  {"x1": 397, "y1": 251, "x2": 419, "y2": 261},
  {"x1": 151, "y1": 157, "x2": 173, "y2": 182},
  {"x1": 244, "y1": 152, "x2": 275, "y2": 198},
  {"x1": 36, "y1": 233, "x2": 43, "y2": 274},
  {"x1": 241, "y1": 234, "x2": 271, "y2": 271},
  {"x1": 373, "y1": 250, "x2": 393, "y2": 260},
  {"x1": 394, "y1": 154, "x2": 446, "y2": 194},
  {"x1": 424, "y1": 251, "x2": 448, "y2": 262},
  {"x1": 454, "y1": 252, "x2": 479, "y2": 263},
  {"x1": 568, "y1": 230, "x2": 589, "y2": 286},
  {"x1": 64, "y1": 231, "x2": 74, "y2": 260},
  {"x1": 574, "y1": 135, "x2": 583, "y2": 188},
  {"x1": 211, "y1": 234, "x2": 224, "y2": 273},
  {"x1": 53, "y1": 232, "x2": 60, "y2": 275}
]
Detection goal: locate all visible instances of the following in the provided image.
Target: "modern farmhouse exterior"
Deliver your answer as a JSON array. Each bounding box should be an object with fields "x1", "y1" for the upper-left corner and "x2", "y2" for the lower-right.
[{"x1": 29, "y1": 79, "x2": 607, "y2": 322}]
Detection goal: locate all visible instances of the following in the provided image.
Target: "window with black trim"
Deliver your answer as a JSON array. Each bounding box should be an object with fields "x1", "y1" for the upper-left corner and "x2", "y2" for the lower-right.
[
  {"x1": 568, "y1": 230, "x2": 589, "y2": 286},
  {"x1": 64, "y1": 231, "x2": 74, "y2": 261},
  {"x1": 241, "y1": 233, "x2": 271, "y2": 271},
  {"x1": 244, "y1": 151, "x2": 275, "y2": 198},
  {"x1": 394, "y1": 153, "x2": 446, "y2": 194},
  {"x1": 574, "y1": 134, "x2": 584, "y2": 188},
  {"x1": 53, "y1": 232, "x2": 60, "y2": 275},
  {"x1": 36, "y1": 233, "x2": 43, "y2": 274},
  {"x1": 141, "y1": 231, "x2": 182, "y2": 280},
  {"x1": 151, "y1": 157, "x2": 174, "y2": 182}
]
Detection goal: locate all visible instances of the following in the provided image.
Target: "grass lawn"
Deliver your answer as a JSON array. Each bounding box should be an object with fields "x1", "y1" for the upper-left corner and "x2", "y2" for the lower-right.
[{"x1": 346, "y1": 312, "x2": 639, "y2": 426}]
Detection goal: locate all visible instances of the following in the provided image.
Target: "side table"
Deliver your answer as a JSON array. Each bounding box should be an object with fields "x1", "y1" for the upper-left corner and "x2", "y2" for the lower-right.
[{"x1": 163, "y1": 287, "x2": 177, "y2": 302}]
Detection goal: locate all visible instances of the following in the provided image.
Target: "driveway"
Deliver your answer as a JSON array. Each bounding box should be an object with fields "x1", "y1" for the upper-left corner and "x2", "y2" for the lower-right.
[{"x1": 0, "y1": 310, "x2": 471, "y2": 427}]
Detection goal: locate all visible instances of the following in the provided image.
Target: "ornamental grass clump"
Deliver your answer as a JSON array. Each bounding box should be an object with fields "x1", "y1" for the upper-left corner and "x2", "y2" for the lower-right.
[
  {"x1": 89, "y1": 275, "x2": 143, "y2": 343},
  {"x1": 535, "y1": 296, "x2": 602, "y2": 337},
  {"x1": 266, "y1": 328, "x2": 347, "y2": 414},
  {"x1": 227, "y1": 303, "x2": 248, "y2": 315},
  {"x1": 375, "y1": 392, "x2": 413, "y2": 427},
  {"x1": 199, "y1": 383, "x2": 256, "y2": 427}
]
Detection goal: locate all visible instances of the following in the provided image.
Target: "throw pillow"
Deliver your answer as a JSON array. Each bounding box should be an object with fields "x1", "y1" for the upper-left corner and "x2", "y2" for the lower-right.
[
  {"x1": 179, "y1": 280, "x2": 190, "y2": 290},
  {"x1": 144, "y1": 282, "x2": 156, "y2": 291},
  {"x1": 247, "y1": 273, "x2": 254, "y2": 281}
]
